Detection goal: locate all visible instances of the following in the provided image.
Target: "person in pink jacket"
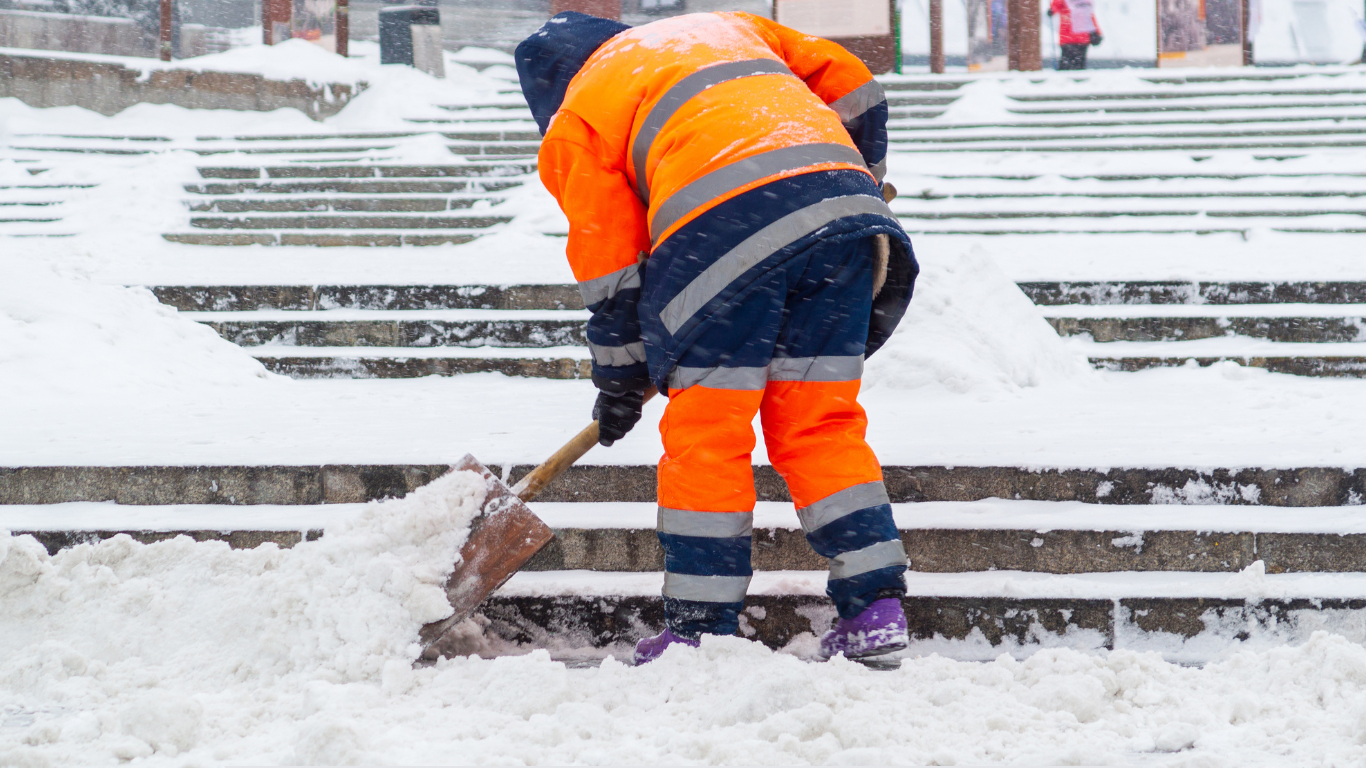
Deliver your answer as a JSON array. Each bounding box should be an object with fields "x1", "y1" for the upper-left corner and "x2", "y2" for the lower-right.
[{"x1": 1048, "y1": 0, "x2": 1103, "y2": 70}]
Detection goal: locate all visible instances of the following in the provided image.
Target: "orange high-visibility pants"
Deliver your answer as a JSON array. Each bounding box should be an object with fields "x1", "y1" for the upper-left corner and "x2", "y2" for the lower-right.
[{"x1": 654, "y1": 235, "x2": 906, "y2": 638}]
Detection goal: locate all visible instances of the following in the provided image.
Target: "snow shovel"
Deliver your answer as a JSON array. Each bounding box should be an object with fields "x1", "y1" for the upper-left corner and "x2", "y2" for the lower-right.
[{"x1": 418, "y1": 385, "x2": 659, "y2": 659}]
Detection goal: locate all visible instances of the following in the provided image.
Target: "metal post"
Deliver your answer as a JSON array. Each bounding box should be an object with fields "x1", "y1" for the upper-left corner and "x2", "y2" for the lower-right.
[
  {"x1": 337, "y1": 0, "x2": 348, "y2": 56},
  {"x1": 159, "y1": 0, "x2": 172, "y2": 61},
  {"x1": 1241, "y1": 0, "x2": 1253, "y2": 65},
  {"x1": 929, "y1": 0, "x2": 945, "y2": 73},
  {"x1": 894, "y1": 0, "x2": 902, "y2": 74}
]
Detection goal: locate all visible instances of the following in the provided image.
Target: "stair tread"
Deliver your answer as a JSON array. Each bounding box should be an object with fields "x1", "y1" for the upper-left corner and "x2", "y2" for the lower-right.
[
  {"x1": 248, "y1": 345, "x2": 589, "y2": 358},
  {"x1": 13, "y1": 498, "x2": 1366, "y2": 534},
  {"x1": 499, "y1": 569, "x2": 1366, "y2": 600}
]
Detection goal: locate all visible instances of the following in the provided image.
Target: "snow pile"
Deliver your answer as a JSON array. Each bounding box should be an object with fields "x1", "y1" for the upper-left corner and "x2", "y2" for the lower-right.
[
  {"x1": 0, "y1": 469, "x2": 483, "y2": 760},
  {"x1": 173, "y1": 40, "x2": 371, "y2": 87},
  {"x1": 865, "y1": 245, "x2": 1092, "y2": 394},
  {"x1": 0, "y1": 262, "x2": 270, "y2": 400},
  {"x1": 935, "y1": 78, "x2": 1013, "y2": 123}
]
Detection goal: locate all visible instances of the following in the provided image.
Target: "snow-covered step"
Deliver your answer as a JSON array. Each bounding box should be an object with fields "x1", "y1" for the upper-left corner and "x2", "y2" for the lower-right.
[
  {"x1": 885, "y1": 107, "x2": 950, "y2": 119},
  {"x1": 185, "y1": 195, "x2": 507, "y2": 213},
  {"x1": 149, "y1": 284, "x2": 581, "y2": 312},
  {"x1": 1020, "y1": 281, "x2": 1366, "y2": 305},
  {"x1": 161, "y1": 230, "x2": 486, "y2": 247},
  {"x1": 1010, "y1": 85, "x2": 1366, "y2": 103},
  {"x1": 196, "y1": 163, "x2": 537, "y2": 179},
  {"x1": 11, "y1": 498, "x2": 1366, "y2": 569},
  {"x1": 445, "y1": 142, "x2": 541, "y2": 157},
  {"x1": 438, "y1": 101, "x2": 533, "y2": 112},
  {"x1": 185, "y1": 178, "x2": 524, "y2": 195},
  {"x1": 441, "y1": 129, "x2": 543, "y2": 142},
  {"x1": 1092, "y1": 354, "x2": 1366, "y2": 376},
  {"x1": 251, "y1": 347, "x2": 591, "y2": 380},
  {"x1": 1071, "y1": 338, "x2": 1366, "y2": 376},
  {"x1": 191, "y1": 309, "x2": 588, "y2": 348},
  {"x1": 184, "y1": 212, "x2": 512, "y2": 230},
  {"x1": 516, "y1": 501, "x2": 1366, "y2": 575},
  {"x1": 147, "y1": 282, "x2": 1366, "y2": 313},
  {"x1": 5, "y1": 464, "x2": 1364, "y2": 506},
  {"x1": 1045, "y1": 305, "x2": 1366, "y2": 343},
  {"x1": 894, "y1": 136, "x2": 1366, "y2": 153},
  {"x1": 474, "y1": 569, "x2": 1366, "y2": 660},
  {"x1": 407, "y1": 113, "x2": 536, "y2": 124},
  {"x1": 1139, "y1": 68, "x2": 1362, "y2": 83},
  {"x1": 881, "y1": 79, "x2": 972, "y2": 91},
  {"x1": 909, "y1": 171, "x2": 1366, "y2": 181},
  {"x1": 894, "y1": 219, "x2": 1353, "y2": 236},
  {"x1": 891, "y1": 124, "x2": 1366, "y2": 144},
  {"x1": 893, "y1": 200, "x2": 1366, "y2": 216},
  {"x1": 889, "y1": 110, "x2": 1366, "y2": 130},
  {"x1": 902, "y1": 190, "x2": 1366, "y2": 200},
  {"x1": 189, "y1": 143, "x2": 400, "y2": 156}
]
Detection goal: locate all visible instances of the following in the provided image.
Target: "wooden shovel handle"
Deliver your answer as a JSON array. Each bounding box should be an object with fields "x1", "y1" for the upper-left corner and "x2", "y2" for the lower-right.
[{"x1": 511, "y1": 385, "x2": 659, "y2": 502}]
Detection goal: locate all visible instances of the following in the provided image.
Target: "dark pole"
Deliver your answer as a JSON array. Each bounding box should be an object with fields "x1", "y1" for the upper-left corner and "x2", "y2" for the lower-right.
[
  {"x1": 1241, "y1": 0, "x2": 1253, "y2": 65},
  {"x1": 337, "y1": 0, "x2": 348, "y2": 56},
  {"x1": 930, "y1": 0, "x2": 945, "y2": 73},
  {"x1": 159, "y1": 0, "x2": 172, "y2": 61}
]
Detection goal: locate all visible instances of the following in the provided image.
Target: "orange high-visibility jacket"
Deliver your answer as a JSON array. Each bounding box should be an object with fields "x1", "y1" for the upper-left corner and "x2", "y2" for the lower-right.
[{"x1": 523, "y1": 12, "x2": 913, "y2": 392}]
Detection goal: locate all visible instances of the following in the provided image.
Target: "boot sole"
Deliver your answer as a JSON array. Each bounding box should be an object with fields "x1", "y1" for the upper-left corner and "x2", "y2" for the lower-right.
[
  {"x1": 846, "y1": 640, "x2": 908, "y2": 660},
  {"x1": 819, "y1": 639, "x2": 909, "y2": 662}
]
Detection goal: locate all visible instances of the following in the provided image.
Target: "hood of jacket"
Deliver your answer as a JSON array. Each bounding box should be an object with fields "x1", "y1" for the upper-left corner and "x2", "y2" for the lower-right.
[{"x1": 515, "y1": 12, "x2": 630, "y2": 136}]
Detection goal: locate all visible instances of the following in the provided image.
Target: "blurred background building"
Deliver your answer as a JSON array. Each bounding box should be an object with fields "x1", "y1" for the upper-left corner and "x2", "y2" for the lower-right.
[{"x1": 0, "y1": 0, "x2": 1360, "y2": 65}]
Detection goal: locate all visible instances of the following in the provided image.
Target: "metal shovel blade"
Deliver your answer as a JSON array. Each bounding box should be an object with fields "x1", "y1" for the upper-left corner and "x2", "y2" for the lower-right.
[{"x1": 417, "y1": 454, "x2": 554, "y2": 660}]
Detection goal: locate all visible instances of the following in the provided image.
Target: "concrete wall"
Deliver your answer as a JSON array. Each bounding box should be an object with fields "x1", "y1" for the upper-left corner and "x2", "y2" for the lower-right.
[
  {"x1": 0, "y1": 8, "x2": 153, "y2": 57},
  {"x1": 0, "y1": 50, "x2": 365, "y2": 119}
]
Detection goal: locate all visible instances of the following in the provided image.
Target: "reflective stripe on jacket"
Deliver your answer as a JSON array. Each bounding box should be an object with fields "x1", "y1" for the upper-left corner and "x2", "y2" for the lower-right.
[{"x1": 534, "y1": 12, "x2": 911, "y2": 390}]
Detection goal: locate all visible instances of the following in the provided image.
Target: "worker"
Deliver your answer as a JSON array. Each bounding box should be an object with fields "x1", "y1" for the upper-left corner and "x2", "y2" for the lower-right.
[
  {"x1": 515, "y1": 10, "x2": 918, "y2": 664},
  {"x1": 1048, "y1": 0, "x2": 1103, "y2": 70}
]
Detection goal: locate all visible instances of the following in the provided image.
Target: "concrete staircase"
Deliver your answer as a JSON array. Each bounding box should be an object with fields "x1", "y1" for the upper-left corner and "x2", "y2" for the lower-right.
[
  {"x1": 8, "y1": 67, "x2": 1366, "y2": 660},
  {"x1": 164, "y1": 162, "x2": 531, "y2": 247},
  {"x1": 0, "y1": 168, "x2": 91, "y2": 238}
]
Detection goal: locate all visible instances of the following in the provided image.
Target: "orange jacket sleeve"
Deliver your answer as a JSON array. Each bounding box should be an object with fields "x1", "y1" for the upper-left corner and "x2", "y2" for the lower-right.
[{"x1": 539, "y1": 110, "x2": 653, "y2": 389}]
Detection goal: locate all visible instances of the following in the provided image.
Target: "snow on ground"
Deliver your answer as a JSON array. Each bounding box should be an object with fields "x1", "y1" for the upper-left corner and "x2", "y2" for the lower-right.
[{"x1": 5, "y1": 545, "x2": 1366, "y2": 768}]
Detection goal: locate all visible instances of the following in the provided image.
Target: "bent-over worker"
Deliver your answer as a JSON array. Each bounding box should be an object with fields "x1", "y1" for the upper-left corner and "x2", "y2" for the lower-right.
[{"x1": 515, "y1": 10, "x2": 919, "y2": 664}]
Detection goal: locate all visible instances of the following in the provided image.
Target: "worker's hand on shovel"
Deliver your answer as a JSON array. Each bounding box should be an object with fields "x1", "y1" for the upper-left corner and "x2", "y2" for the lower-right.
[{"x1": 593, "y1": 389, "x2": 645, "y2": 446}]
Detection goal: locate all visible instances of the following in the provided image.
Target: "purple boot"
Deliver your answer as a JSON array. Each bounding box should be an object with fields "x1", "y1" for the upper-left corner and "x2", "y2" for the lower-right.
[
  {"x1": 633, "y1": 629, "x2": 700, "y2": 665},
  {"x1": 819, "y1": 598, "x2": 909, "y2": 660}
]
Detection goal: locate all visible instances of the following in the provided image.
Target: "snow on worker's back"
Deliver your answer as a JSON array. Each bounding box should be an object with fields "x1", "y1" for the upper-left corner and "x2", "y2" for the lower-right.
[
  {"x1": 865, "y1": 245, "x2": 1093, "y2": 394},
  {"x1": 0, "y1": 470, "x2": 483, "y2": 753}
]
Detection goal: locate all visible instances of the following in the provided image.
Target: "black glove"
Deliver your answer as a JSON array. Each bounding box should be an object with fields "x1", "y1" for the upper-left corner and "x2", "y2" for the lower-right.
[
  {"x1": 593, "y1": 389, "x2": 644, "y2": 447},
  {"x1": 1089, "y1": 32, "x2": 1103, "y2": 46}
]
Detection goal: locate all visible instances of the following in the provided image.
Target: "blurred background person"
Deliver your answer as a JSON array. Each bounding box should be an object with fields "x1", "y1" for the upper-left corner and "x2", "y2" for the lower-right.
[{"x1": 1048, "y1": 0, "x2": 1103, "y2": 70}]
